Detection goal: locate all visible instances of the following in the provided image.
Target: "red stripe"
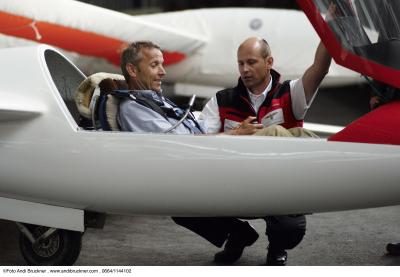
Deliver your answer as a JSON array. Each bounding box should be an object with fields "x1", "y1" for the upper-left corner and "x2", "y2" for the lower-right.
[{"x1": 0, "y1": 11, "x2": 186, "y2": 66}]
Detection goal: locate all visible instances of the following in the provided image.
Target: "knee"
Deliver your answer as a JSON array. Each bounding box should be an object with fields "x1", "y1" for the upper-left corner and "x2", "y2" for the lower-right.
[
  {"x1": 254, "y1": 125, "x2": 293, "y2": 137},
  {"x1": 265, "y1": 215, "x2": 307, "y2": 250},
  {"x1": 267, "y1": 227, "x2": 306, "y2": 250},
  {"x1": 288, "y1": 127, "x2": 319, "y2": 138},
  {"x1": 266, "y1": 215, "x2": 306, "y2": 231},
  {"x1": 279, "y1": 228, "x2": 305, "y2": 249}
]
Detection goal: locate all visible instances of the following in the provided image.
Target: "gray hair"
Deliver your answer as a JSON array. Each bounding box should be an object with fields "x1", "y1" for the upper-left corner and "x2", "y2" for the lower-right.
[{"x1": 120, "y1": 41, "x2": 162, "y2": 82}]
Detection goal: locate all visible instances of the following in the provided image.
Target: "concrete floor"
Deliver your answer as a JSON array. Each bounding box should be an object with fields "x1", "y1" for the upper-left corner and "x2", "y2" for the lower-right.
[{"x1": 0, "y1": 206, "x2": 399, "y2": 266}]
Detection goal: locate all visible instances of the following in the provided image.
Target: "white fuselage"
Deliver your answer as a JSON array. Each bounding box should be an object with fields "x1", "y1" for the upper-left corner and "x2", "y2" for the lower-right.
[{"x1": 0, "y1": 45, "x2": 399, "y2": 226}]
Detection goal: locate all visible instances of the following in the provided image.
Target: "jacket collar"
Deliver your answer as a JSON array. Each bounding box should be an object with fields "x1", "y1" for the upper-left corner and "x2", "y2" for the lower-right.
[
  {"x1": 131, "y1": 90, "x2": 164, "y2": 106},
  {"x1": 236, "y1": 69, "x2": 281, "y2": 96}
]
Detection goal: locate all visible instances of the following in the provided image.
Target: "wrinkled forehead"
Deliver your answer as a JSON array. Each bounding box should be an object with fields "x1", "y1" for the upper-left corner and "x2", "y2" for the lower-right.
[{"x1": 140, "y1": 47, "x2": 164, "y2": 62}]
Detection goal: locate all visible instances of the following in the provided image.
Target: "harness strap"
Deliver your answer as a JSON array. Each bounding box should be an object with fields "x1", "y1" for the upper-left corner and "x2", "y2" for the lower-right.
[
  {"x1": 112, "y1": 90, "x2": 204, "y2": 134},
  {"x1": 134, "y1": 95, "x2": 170, "y2": 120},
  {"x1": 163, "y1": 97, "x2": 204, "y2": 133}
]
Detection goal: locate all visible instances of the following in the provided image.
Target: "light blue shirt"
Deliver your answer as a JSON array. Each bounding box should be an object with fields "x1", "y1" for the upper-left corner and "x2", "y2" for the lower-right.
[{"x1": 118, "y1": 91, "x2": 203, "y2": 134}]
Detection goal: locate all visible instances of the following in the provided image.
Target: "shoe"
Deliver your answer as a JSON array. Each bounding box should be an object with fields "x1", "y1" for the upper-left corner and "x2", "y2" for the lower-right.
[
  {"x1": 214, "y1": 222, "x2": 259, "y2": 264},
  {"x1": 266, "y1": 249, "x2": 287, "y2": 266},
  {"x1": 386, "y1": 243, "x2": 400, "y2": 255}
]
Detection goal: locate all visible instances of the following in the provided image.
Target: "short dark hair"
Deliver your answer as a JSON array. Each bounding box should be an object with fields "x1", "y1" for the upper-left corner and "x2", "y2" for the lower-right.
[
  {"x1": 120, "y1": 41, "x2": 162, "y2": 82},
  {"x1": 260, "y1": 39, "x2": 271, "y2": 58}
]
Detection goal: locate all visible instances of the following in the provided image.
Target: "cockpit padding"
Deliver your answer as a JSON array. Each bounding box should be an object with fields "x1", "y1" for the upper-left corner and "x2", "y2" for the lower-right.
[
  {"x1": 74, "y1": 72, "x2": 125, "y2": 129},
  {"x1": 98, "y1": 78, "x2": 129, "y2": 131},
  {"x1": 75, "y1": 73, "x2": 125, "y2": 120}
]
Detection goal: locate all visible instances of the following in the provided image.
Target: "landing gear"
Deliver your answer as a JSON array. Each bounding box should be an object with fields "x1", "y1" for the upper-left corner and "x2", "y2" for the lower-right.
[{"x1": 17, "y1": 223, "x2": 82, "y2": 266}]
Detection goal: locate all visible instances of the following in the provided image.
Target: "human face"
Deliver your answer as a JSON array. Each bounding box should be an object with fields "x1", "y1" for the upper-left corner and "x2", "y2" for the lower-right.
[
  {"x1": 131, "y1": 48, "x2": 166, "y2": 92},
  {"x1": 237, "y1": 43, "x2": 273, "y2": 94}
]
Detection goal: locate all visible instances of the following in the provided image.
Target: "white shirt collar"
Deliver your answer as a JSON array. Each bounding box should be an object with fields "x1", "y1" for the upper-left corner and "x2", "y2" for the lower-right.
[
  {"x1": 247, "y1": 77, "x2": 273, "y2": 112},
  {"x1": 247, "y1": 77, "x2": 273, "y2": 98}
]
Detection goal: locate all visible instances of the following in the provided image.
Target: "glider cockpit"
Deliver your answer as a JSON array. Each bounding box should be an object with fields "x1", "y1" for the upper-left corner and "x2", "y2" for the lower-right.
[{"x1": 1, "y1": 0, "x2": 400, "y2": 266}]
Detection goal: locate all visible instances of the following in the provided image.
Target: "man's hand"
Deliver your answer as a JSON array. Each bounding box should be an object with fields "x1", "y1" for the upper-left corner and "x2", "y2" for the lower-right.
[
  {"x1": 229, "y1": 116, "x2": 263, "y2": 135},
  {"x1": 370, "y1": 96, "x2": 381, "y2": 110}
]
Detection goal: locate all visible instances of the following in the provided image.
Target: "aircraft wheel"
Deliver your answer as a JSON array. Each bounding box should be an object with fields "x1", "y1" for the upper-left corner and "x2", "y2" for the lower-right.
[{"x1": 19, "y1": 224, "x2": 82, "y2": 266}]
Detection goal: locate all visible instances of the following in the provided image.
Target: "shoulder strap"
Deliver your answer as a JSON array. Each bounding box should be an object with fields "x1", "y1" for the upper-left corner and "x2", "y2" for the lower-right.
[
  {"x1": 115, "y1": 90, "x2": 204, "y2": 134},
  {"x1": 134, "y1": 95, "x2": 170, "y2": 120},
  {"x1": 113, "y1": 90, "x2": 172, "y2": 120}
]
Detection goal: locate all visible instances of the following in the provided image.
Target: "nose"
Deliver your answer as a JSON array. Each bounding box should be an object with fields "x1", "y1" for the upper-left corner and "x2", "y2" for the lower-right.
[
  {"x1": 159, "y1": 65, "x2": 166, "y2": 76},
  {"x1": 240, "y1": 63, "x2": 250, "y2": 73}
]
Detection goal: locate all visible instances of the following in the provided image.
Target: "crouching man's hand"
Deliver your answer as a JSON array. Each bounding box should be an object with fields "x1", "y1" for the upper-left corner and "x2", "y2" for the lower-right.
[{"x1": 228, "y1": 116, "x2": 263, "y2": 135}]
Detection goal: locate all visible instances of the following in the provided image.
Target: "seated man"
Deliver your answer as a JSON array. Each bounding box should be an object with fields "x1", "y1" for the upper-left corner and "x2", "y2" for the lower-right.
[
  {"x1": 117, "y1": 41, "x2": 203, "y2": 134},
  {"x1": 117, "y1": 40, "x2": 322, "y2": 266}
]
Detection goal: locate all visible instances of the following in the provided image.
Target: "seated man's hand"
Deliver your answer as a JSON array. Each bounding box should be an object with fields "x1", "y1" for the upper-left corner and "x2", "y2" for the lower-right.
[{"x1": 232, "y1": 116, "x2": 263, "y2": 135}]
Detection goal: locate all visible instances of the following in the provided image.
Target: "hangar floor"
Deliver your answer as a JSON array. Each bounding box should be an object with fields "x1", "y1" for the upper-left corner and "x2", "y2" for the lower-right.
[{"x1": 1, "y1": 206, "x2": 399, "y2": 266}]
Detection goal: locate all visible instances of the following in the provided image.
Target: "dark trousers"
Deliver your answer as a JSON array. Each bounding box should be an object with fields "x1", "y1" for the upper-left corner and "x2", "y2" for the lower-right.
[{"x1": 172, "y1": 216, "x2": 306, "y2": 250}]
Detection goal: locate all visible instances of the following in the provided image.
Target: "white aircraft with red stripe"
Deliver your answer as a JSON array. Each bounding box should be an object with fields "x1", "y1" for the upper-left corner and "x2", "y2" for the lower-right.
[
  {"x1": 0, "y1": 0, "x2": 360, "y2": 97},
  {"x1": 0, "y1": 0, "x2": 399, "y2": 266}
]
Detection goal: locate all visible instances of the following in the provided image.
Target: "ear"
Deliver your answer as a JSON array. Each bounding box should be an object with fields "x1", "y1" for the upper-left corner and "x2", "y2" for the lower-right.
[
  {"x1": 126, "y1": 63, "x2": 137, "y2": 78},
  {"x1": 265, "y1": 56, "x2": 274, "y2": 70}
]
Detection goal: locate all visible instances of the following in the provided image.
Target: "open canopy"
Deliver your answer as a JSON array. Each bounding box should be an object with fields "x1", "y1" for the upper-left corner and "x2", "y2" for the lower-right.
[{"x1": 298, "y1": 0, "x2": 400, "y2": 88}]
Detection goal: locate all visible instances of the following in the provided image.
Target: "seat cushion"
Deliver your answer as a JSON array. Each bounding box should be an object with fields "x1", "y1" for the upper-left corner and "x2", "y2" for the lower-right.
[{"x1": 75, "y1": 72, "x2": 125, "y2": 119}]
